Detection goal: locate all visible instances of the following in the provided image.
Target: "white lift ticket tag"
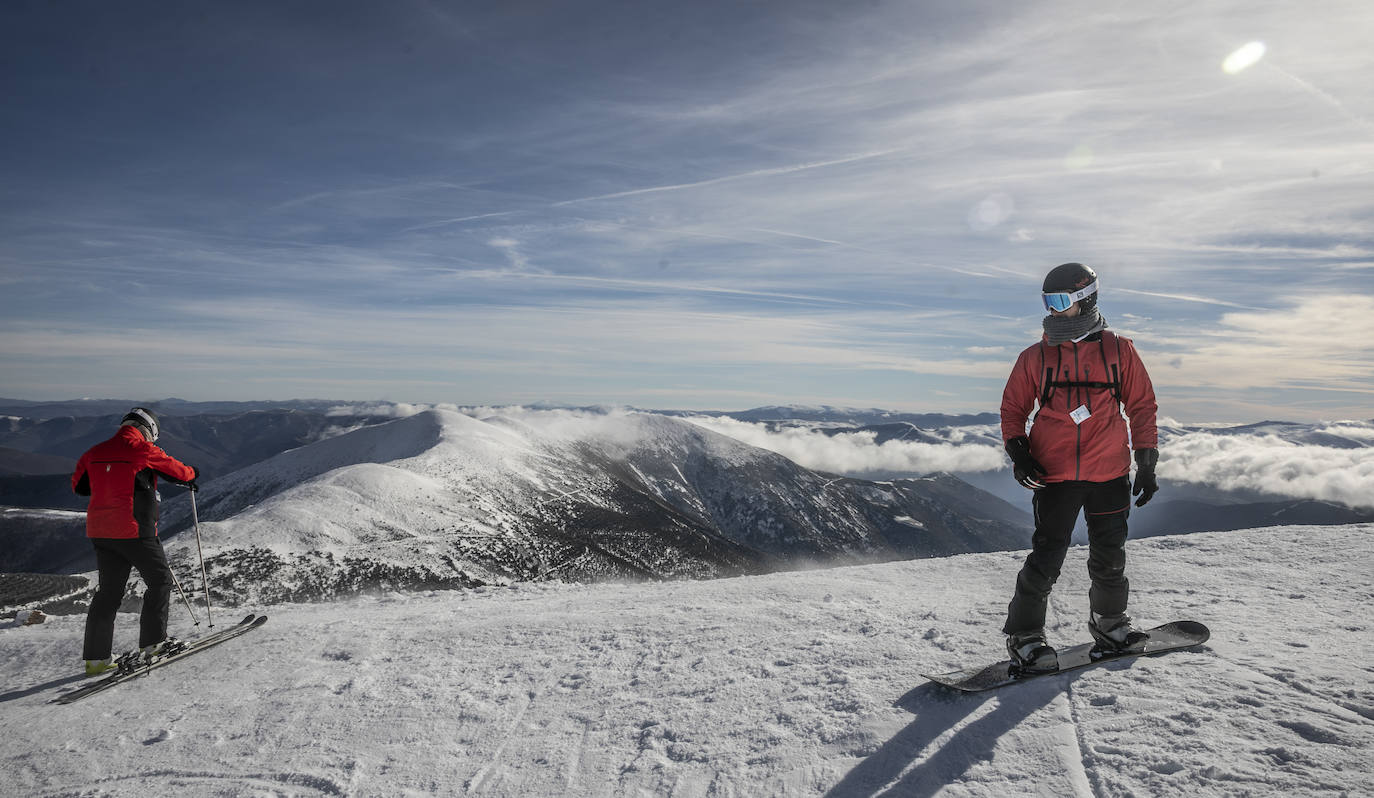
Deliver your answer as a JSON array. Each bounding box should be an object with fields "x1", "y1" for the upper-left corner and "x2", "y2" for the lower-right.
[{"x1": 1070, "y1": 404, "x2": 1092, "y2": 425}]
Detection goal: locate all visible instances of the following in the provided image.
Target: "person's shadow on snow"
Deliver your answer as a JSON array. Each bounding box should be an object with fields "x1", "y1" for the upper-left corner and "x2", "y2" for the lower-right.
[
  {"x1": 823, "y1": 672, "x2": 1088, "y2": 798},
  {"x1": 1, "y1": 673, "x2": 87, "y2": 705}
]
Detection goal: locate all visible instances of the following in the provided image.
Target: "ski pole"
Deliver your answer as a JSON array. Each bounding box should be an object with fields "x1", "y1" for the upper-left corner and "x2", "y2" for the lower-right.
[
  {"x1": 189, "y1": 489, "x2": 214, "y2": 629},
  {"x1": 168, "y1": 565, "x2": 201, "y2": 626}
]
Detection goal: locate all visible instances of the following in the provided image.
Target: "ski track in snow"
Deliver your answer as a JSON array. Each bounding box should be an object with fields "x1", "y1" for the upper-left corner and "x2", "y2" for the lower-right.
[{"x1": 2, "y1": 524, "x2": 1371, "y2": 797}]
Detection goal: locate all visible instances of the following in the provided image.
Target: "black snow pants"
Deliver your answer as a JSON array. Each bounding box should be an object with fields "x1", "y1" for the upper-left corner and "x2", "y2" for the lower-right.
[
  {"x1": 83, "y1": 536, "x2": 174, "y2": 659},
  {"x1": 1003, "y1": 476, "x2": 1131, "y2": 636}
]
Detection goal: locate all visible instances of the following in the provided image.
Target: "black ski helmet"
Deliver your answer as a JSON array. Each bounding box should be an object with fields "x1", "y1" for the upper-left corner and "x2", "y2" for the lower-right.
[
  {"x1": 1042, "y1": 262, "x2": 1098, "y2": 313},
  {"x1": 121, "y1": 406, "x2": 160, "y2": 442}
]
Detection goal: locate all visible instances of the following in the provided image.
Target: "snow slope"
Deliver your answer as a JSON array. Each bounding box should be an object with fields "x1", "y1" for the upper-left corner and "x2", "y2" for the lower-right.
[
  {"x1": 2, "y1": 524, "x2": 1371, "y2": 797},
  {"x1": 141, "y1": 408, "x2": 1026, "y2": 603}
]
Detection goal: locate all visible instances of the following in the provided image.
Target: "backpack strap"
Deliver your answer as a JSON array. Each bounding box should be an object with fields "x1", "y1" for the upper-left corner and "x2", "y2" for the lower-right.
[
  {"x1": 1039, "y1": 342, "x2": 1054, "y2": 407},
  {"x1": 1095, "y1": 330, "x2": 1123, "y2": 403},
  {"x1": 1038, "y1": 331, "x2": 1123, "y2": 406}
]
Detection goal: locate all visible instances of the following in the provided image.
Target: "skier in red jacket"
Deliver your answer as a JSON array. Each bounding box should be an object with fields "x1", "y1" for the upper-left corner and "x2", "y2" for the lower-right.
[
  {"x1": 71, "y1": 407, "x2": 199, "y2": 675},
  {"x1": 999, "y1": 263, "x2": 1160, "y2": 674}
]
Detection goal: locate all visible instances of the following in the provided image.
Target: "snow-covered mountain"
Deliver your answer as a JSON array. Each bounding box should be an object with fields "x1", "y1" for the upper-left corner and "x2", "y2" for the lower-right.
[
  {"x1": 2, "y1": 523, "x2": 1369, "y2": 796},
  {"x1": 137, "y1": 408, "x2": 1026, "y2": 605}
]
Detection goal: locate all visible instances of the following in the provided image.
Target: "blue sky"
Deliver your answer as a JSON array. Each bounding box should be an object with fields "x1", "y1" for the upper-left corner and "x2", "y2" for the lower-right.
[{"x1": 3, "y1": 0, "x2": 1372, "y2": 421}]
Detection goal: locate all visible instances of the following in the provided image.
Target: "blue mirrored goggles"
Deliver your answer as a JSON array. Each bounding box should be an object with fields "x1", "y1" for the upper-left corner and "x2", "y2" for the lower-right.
[{"x1": 1042, "y1": 280, "x2": 1097, "y2": 312}]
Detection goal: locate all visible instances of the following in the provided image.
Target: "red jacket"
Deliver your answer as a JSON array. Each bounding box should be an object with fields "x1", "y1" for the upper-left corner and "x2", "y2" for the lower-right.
[
  {"x1": 1000, "y1": 331, "x2": 1158, "y2": 483},
  {"x1": 71, "y1": 425, "x2": 196, "y2": 539}
]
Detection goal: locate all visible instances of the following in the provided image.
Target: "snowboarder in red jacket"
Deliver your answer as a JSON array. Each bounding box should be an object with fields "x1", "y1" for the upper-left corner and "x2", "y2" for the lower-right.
[
  {"x1": 71, "y1": 407, "x2": 199, "y2": 675},
  {"x1": 999, "y1": 263, "x2": 1160, "y2": 673}
]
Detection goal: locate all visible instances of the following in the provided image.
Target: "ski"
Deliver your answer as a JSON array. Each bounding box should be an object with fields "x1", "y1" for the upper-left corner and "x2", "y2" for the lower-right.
[
  {"x1": 923, "y1": 620, "x2": 1209, "y2": 693},
  {"x1": 53, "y1": 613, "x2": 268, "y2": 704}
]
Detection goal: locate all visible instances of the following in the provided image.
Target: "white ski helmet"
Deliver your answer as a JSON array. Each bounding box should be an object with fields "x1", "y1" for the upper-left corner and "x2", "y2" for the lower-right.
[{"x1": 121, "y1": 406, "x2": 160, "y2": 442}]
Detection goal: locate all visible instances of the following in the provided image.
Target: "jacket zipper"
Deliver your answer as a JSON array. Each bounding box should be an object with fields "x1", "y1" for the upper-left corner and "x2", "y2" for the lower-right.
[{"x1": 1072, "y1": 344, "x2": 1082, "y2": 480}]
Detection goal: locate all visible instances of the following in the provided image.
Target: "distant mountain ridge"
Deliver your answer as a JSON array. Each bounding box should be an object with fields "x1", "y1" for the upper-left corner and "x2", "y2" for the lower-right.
[{"x1": 0, "y1": 407, "x2": 398, "y2": 509}]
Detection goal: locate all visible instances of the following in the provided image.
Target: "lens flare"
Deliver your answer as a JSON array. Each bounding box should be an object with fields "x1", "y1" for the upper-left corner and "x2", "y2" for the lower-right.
[
  {"x1": 967, "y1": 193, "x2": 1014, "y2": 232},
  {"x1": 1222, "y1": 41, "x2": 1266, "y2": 75},
  {"x1": 1063, "y1": 144, "x2": 1094, "y2": 170}
]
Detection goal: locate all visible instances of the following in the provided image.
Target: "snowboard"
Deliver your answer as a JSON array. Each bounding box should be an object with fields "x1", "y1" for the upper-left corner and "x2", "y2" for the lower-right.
[
  {"x1": 923, "y1": 620, "x2": 1210, "y2": 693},
  {"x1": 53, "y1": 613, "x2": 267, "y2": 704}
]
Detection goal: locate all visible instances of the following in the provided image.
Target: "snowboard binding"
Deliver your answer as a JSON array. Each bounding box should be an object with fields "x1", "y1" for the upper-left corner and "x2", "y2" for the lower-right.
[
  {"x1": 1006, "y1": 631, "x2": 1060, "y2": 676},
  {"x1": 1088, "y1": 612, "x2": 1148, "y2": 659}
]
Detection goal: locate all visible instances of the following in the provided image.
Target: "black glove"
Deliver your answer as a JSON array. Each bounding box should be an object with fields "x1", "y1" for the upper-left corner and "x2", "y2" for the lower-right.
[
  {"x1": 1005, "y1": 436, "x2": 1048, "y2": 490},
  {"x1": 185, "y1": 466, "x2": 200, "y2": 492},
  {"x1": 1132, "y1": 448, "x2": 1159, "y2": 507}
]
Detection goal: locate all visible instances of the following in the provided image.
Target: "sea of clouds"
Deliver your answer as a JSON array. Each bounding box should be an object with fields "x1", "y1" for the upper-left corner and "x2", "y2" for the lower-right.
[
  {"x1": 683, "y1": 416, "x2": 1007, "y2": 476},
  {"x1": 1159, "y1": 430, "x2": 1374, "y2": 510}
]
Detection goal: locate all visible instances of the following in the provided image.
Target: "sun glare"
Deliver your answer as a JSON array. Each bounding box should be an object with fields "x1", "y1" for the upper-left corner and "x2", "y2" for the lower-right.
[{"x1": 1222, "y1": 41, "x2": 1267, "y2": 75}]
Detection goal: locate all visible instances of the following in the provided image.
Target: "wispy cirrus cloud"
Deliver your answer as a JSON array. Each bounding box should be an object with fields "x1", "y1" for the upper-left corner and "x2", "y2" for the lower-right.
[
  {"x1": 1134, "y1": 294, "x2": 1374, "y2": 396},
  {"x1": 3, "y1": 1, "x2": 1374, "y2": 418}
]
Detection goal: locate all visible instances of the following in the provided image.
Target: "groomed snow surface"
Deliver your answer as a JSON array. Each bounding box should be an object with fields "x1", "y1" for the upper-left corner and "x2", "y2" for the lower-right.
[{"x1": 3, "y1": 524, "x2": 1371, "y2": 797}]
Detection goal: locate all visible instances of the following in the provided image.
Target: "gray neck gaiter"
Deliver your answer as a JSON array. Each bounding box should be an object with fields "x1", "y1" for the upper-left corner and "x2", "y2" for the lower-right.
[{"x1": 1043, "y1": 310, "x2": 1107, "y2": 346}]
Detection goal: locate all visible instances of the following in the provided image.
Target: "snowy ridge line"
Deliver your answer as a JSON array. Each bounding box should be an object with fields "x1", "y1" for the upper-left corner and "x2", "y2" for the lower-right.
[
  {"x1": 131, "y1": 408, "x2": 1032, "y2": 604},
  {"x1": 0, "y1": 508, "x2": 85, "y2": 519}
]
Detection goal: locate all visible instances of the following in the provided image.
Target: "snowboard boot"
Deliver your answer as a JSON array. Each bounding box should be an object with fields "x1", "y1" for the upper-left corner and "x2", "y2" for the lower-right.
[
  {"x1": 1089, "y1": 612, "x2": 1148, "y2": 653},
  {"x1": 84, "y1": 658, "x2": 117, "y2": 677},
  {"x1": 1006, "y1": 630, "x2": 1059, "y2": 675}
]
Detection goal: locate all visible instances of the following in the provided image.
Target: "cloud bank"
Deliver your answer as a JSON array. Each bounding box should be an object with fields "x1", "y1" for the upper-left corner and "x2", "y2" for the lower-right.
[
  {"x1": 692, "y1": 415, "x2": 1374, "y2": 510},
  {"x1": 684, "y1": 416, "x2": 1008, "y2": 476},
  {"x1": 1159, "y1": 431, "x2": 1374, "y2": 510}
]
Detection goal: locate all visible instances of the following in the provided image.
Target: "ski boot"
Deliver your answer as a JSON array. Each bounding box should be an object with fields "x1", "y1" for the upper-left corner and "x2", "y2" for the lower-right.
[
  {"x1": 139, "y1": 637, "x2": 186, "y2": 662},
  {"x1": 1088, "y1": 611, "x2": 1148, "y2": 655},
  {"x1": 1007, "y1": 630, "x2": 1059, "y2": 675},
  {"x1": 84, "y1": 658, "x2": 117, "y2": 677},
  {"x1": 112, "y1": 637, "x2": 187, "y2": 674}
]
